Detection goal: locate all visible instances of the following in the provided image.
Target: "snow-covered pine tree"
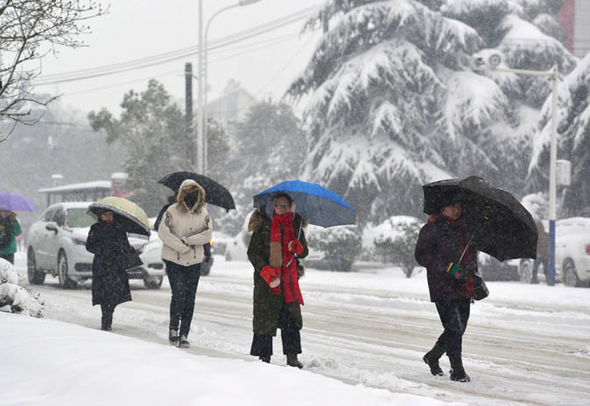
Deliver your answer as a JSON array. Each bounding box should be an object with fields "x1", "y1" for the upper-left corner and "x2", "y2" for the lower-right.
[
  {"x1": 443, "y1": 0, "x2": 576, "y2": 191},
  {"x1": 289, "y1": 0, "x2": 574, "y2": 224},
  {"x1": 529, "y1": 53, "x2": 590, "y2": 217}
]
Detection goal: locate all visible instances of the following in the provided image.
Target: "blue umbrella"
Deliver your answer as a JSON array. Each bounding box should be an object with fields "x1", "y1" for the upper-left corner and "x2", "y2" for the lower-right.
[
  {"x1": 253, "y1": 180, "x2": 355, "y2": 228},
  {"x1": 0, "y1": 193, "x2": 35, "y2": 212}
]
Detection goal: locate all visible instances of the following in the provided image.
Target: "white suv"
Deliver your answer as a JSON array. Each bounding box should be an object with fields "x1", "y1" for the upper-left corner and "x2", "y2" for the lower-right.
[
  {"x1": 518, "y1": 217, "x2": 590, "y2": 287},
  {"x1": 27, "y1": 202, "x2": 165, "y2": 289}
]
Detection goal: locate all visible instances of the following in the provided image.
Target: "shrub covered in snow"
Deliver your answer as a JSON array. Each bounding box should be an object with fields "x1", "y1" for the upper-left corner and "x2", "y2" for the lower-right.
[
  {"x1": 306, "y1": 225, "x2": 362, "y2": 272},
  {"x1": 0, "y1": 258, "x2": 44, "y2": 318},
  {"x1": 364, "y1": 216, "x2": 423, "y2": 278}
]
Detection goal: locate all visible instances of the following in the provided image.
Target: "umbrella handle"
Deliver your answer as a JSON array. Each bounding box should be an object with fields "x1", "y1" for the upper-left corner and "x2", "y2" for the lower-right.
[{"x1": 457, "y1": 236, "x2": 474, "y2": 264}]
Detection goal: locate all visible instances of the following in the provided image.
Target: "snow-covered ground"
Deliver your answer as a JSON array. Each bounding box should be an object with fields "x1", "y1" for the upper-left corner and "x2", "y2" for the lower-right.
[{"x1": 3, "y1": 252, "x2": 590, "y2": 405}]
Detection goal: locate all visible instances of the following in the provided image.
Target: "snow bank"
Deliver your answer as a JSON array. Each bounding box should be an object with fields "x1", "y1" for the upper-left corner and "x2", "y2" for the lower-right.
[
  {"x1": 0, "y1": 259, "x2": 43, "y2": 318},
  {"x1": 0, "y1": 312, "x2": 463, "y2": 406}
]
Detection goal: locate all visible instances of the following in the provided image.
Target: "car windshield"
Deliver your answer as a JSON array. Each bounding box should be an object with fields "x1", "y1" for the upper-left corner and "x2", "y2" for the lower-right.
[{"x1": 66, "y1": 208, "x2": 95, "y2": 228}]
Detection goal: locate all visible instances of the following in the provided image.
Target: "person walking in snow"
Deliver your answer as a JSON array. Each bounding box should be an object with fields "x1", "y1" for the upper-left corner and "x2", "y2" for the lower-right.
[
  {"x1": 154, "y1": 193, "x2": 212, "y2": 268},
  {"x1": 247, "y1": 193, "x2": 308, "y2": 368},
  {"x1": 414, "y1": 191, "x2": 476, "y2": 382},
  {"x1": 0, "y1": 210, "x2": 22, "y2": 265},
  {"x1": 158, "y1": 179, "x2": 212, "y2": 348},
  {"x1": 86, "y1": 210, "x2": 136, "y2": 331}
]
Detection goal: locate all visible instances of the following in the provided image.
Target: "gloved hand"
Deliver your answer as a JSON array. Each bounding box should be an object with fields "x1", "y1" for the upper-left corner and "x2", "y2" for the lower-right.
[
  {"x1": 446, "y1": 262, "x2": 462, "y2": 280},
  {"x1": 288, "y1": 239, "x2": 305, "y2": 255},
  {"x1": 260, "y1": 266, "x2": 281, "y2": 293}
]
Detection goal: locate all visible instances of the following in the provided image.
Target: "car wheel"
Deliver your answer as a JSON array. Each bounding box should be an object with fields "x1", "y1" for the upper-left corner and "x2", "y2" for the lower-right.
[
  {"x1": 27, "y1": 248, "x2": 45, "y2": 285},
  {"x1": 57, "y1": 252, "x2": 77, "y2": 289},
  {"x1": 143, "y1": 276, "x2": 163, "y2": 289},
  {"x1": 519, "y1": 260, "x2": 532, "y2": 283},
  {"x1": 562, "y1": 259, "x2": 580, "y2": 287}
]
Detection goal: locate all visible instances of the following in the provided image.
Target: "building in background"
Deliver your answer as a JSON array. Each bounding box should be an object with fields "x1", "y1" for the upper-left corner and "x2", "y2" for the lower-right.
[
  {"x1": 559, "y1": 0, "x2": 590, "y2": 58},
  {"x1": 206, "y1": 79, "x2": 257, "y2": 124}
]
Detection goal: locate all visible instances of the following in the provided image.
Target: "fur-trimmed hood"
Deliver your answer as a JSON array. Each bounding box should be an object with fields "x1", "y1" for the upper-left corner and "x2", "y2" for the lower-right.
[
  {"x1": 248, "y1": 208, "x2": 308, "y2": 232},
  {"x1": 177, "y1": 179, "x2": 206, "y2": 214}
]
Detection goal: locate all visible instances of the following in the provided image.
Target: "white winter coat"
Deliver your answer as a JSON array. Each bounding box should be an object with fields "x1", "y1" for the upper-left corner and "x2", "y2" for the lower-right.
[{"x1": 158, "y1": 179, "x2": 213, "y2": 266}]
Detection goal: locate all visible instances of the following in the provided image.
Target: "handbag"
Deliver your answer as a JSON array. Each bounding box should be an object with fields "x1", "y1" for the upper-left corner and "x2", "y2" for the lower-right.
[
  {"x1": 118, "y1": 249, "x2": 143, "y2": 270},
  {"x1": 473, "y1": 273, "x2": 489, "y2": 301}
]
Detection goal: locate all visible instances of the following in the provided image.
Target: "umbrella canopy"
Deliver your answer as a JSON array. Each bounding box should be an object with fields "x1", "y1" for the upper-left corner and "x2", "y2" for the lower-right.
[
  {"x1": 158, "y1": 171, "x2": 235, "y2": 212},
  {"x1": 422, "y1": 176, "x2": 537, "y2": 261},
  {"x1": 0, "y1": 193, "x2": 35, "y2": 212},
  {"x1": 253, "y1": 180, "x2": 355, "y2": 228},
  {"x1": 88, "y1": 196, "x2": 150, "y2": 237}
]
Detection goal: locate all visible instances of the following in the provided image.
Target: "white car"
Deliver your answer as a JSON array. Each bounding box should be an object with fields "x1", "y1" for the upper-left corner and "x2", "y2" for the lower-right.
[
  {"x1": 27, "y1": 202, "x2": 165, "y2": 289},
  {"x1": 518, "y1": 217, "x2": 590, "y2": 287},
  {"x1": 223, "y1": 215, "x2": 252, "y2": 262}
]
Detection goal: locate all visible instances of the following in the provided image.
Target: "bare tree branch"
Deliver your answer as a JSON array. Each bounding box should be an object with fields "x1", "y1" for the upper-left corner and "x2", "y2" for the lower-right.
[{"x1": 0, "y1": 0, "x2": 107, "y2": 139}]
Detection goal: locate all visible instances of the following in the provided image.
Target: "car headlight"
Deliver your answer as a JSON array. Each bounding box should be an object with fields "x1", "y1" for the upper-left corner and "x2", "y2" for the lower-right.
[{"x1": 72, "y1": 237, "x2": 86, "y2": 245}]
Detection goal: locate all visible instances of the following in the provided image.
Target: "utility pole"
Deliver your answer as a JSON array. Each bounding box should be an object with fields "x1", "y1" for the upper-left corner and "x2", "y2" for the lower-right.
[
  {"x1": 197, "y1": 0, "x2": 204, "y2": 174},
  {"x1": 185, "y1": 62, "x2": 195, "y2": 165}
]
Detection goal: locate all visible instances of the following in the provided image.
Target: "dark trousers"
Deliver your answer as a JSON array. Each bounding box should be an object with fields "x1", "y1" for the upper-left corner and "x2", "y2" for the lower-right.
[
  {"x1": 250, "y1": 305, "x2": 302, "y2": 357},
  {"x1": 101, "y1": 304, "x2": 116, "y2": 326},
  {"x1": 165, "y1": 260, "x2": 201, "y2": 337},
  {"x1": 1, "y1": 253, "x2": 14, "y2": 264},
  {"x1": 532, "y1": 258, "x2": 549, "y2": 283},
  {"x1": 434, "y1": 298, "x2": 470, "y2": 358}
]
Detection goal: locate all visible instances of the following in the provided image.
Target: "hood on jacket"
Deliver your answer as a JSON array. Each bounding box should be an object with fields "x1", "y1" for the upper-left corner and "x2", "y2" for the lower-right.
[
  {"x1": 177, "y1": 179, "x2": 206, "y2": 214},
  {"x1": 248, "y1": 208, "x2": 308, "y2": 232}
]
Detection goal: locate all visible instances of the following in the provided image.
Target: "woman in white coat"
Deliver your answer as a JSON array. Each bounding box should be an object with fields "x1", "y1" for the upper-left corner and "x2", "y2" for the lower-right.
[{"x1": 158, "y1": 179, "x2": 212, "y2": 348}]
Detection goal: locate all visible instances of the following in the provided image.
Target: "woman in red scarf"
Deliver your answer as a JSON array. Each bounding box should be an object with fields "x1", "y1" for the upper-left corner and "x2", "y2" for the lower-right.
[
  {"x1": 247, "y1": 193, "x2": 308, "y2": 368},
  {"x1": 415, "y1": 192, "x2": 476, "y2": 382}
]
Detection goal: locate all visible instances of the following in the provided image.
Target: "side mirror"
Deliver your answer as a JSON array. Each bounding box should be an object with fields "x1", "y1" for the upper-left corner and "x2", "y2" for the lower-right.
[{"x1": 45, "y1": 222, "x2": 58, "y2": 233}]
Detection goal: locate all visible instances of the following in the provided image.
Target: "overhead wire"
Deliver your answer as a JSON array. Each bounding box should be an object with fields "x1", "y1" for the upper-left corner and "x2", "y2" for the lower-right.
[{"x1": 33, "y1": 6, "x2": 318, "y2": 86}]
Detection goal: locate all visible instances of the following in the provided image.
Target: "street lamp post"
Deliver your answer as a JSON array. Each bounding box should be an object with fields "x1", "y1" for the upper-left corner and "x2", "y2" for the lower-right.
[
  {"x1": 474, "y1": 57, "x2": 559, "y2": 286},
  {"x1": 197, "y1": 0, "x2": 262, "y2": 174}
]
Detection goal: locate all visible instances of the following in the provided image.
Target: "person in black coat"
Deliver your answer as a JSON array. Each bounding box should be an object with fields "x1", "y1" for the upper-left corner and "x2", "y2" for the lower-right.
[
  {"x1": 85, "y1": 210, "x2": 137, "y2": 331},
  {"x1": 414, "y1": 192, "x2": 478, "y2": 383}
]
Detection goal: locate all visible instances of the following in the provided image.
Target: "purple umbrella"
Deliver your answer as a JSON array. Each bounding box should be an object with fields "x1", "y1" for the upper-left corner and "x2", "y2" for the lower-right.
[{"x1": 0, "y1": 193, "x2": 36, "y2": 212}]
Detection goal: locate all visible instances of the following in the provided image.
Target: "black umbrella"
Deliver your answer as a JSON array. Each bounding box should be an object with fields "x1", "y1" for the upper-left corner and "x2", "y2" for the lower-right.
[
  {"x1": 422, "y1": 176, "x2": 538, "y2": 261},
  {"x1": 158, "y1": 171, "x2": 236, "y2": 212}
]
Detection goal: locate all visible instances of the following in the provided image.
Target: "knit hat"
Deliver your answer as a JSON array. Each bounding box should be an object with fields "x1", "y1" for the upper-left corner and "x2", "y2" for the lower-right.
[{"x1": 439, "y1": 190, "x2": 464, "y2": 211}]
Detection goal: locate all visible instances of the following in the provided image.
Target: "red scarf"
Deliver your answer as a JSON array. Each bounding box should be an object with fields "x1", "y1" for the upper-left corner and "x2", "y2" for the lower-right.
[
  {"x1": 448, "y1": 219, "x2": 474, "y2": 298},
  {"x1": 271, "y1": 213, "x2": 304, "y2": 305}
]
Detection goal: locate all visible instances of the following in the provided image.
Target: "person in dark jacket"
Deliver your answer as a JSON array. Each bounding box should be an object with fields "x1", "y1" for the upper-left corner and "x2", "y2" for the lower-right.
[
  {"x1": 414, "y1": 192, "x2": 478, "y2": 382},
  {"x1": 247, "y1": 193, "x2": 308, "y2": 368},
  {"x1": 85, "y1": 210, "x2": 136, "y2": 331},
  {"x1": 0, "y1": 210, "x2": 22, "y2": 264}
]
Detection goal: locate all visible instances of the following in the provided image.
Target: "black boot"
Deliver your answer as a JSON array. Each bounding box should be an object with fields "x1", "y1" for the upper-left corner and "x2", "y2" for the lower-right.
[
  {"x1": 286, "y1": 353, "x2": 303, "y2": 369},
  {"x1": 259, "y1": 355, "x2": 271, "y2": 363},
  {"x1": 449, "y1": 355, "x2": 470, "y2": 382},
  {"x1": 100, "y1": 318, "x2": 109, "y2": 331},
  {"x1": 423, "y1": 345, "x2": 444, "y2": 376},
  {"x1": 101, "y1": 314, "x2": 112, "y2": 331}
]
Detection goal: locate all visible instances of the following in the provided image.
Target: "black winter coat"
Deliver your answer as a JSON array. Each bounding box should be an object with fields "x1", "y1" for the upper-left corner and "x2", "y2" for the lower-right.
[
  {"x1": 86, "y1": 222, "x2": 134, "y2": 306},
  {"x1": 414, "y1": 215, "x2": 478, "y2": 302},
  {"x1": 247, "y1": 210, "x2": 308, "y2": 336}
]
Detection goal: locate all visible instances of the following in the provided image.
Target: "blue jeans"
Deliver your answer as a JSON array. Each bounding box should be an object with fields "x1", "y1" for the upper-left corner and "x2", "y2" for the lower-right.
[{"x1": 165, "y1": 260, "x2": 201, "y2": 337}]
